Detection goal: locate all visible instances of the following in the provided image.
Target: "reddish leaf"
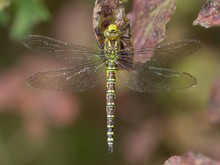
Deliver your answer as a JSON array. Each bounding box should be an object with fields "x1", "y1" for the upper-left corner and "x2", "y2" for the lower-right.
[
  {"x1": 193, "y1": 0, "x2": 220, "y2": 28},
  {"x1": 128, "y1": 0, "x2": 176, "y2": 49},
  {"x1": 164, "y1": 152, "x2": 220, "y2": 165},
  {"x1": 164, "y1": 156, "x2": 181, "y2": 165}
]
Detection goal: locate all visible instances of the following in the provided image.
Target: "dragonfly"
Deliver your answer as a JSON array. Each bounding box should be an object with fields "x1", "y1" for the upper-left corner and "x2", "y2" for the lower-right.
[{"x1": 22, "y1": 24, "x2": 202, "y2": 153}]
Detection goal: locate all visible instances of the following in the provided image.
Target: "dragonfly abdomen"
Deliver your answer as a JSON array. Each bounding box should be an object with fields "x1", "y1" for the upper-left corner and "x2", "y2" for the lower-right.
[{"x1": 106, "y1": 65, "x2": 117, "y2": 153}]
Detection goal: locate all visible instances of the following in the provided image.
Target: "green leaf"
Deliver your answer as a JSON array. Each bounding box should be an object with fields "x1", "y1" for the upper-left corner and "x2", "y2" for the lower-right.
[{"x1": 10, "y1": 0, "x2": 51, "y2": 40}]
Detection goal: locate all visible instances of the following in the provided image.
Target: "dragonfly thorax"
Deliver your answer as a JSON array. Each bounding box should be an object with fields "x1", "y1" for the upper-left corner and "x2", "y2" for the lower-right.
[
  {"x1": 104, "y1": 24, "x2": 120, "y2": 64},
  {"x1": 106, "y1": 51, "x2": 119, "y2": 61}
]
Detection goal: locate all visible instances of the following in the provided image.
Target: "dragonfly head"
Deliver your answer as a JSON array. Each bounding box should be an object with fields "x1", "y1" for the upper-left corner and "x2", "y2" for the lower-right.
[{"x1": 104, "y1": 24, "x2": 121, "y2": 41}]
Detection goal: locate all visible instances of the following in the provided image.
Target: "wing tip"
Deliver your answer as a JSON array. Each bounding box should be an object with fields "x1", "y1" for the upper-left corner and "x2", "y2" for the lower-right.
[
  {"x1": 183, "y1": 71, "x2": 198, "y2": 88},
  {"x1": 26, "y1": 75, "x2": 37, "y2": 89},
  {"x1": 20, "y1": 35, "x2": 29, "y2": 47},
  {"x1": 182, "y1": 39, "x2": 204, "y2": 54},
  {"x1": 21, "y1": 35, "x2": 35, "y2": 49},
  {"x1": 21, "y1": 35, "x2": 45, "y2": 49},
  {"x1": 191, "y1": 77, "x2": 198, "y2": 87},
  {"x1": 194, "y1": 40, "x2": 204, "y2": 48}
]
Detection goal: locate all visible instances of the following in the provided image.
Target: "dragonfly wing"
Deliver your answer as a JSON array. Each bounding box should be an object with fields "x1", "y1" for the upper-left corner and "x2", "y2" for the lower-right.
[
  {"x1": 119, "y1": 40, "x2": 202, "y2": 67},
  {"x1": 22, "y1": 35, "x2": 103, "y2": 65},
  {"x1": 118, "y1": 65, "x2": 197, "y2": 92},
  {"x1": 26, "y1": 62, "x2": 105, "y2": 92}
]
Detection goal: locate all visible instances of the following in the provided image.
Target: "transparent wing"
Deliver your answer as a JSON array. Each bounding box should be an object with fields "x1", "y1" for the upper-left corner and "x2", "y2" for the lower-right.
[
  {"x1": 117, "y1": 64, "x2": 197, "y2": 92},
  {"x1": 26, "y1": 62, "x2": 105, "y2": 92},
  {"x1": 119, "y1": 40, "x2": 202, "y2": 67},
  {"x1": 22, "y1": 35, "x2": 103, "y2": 65}
]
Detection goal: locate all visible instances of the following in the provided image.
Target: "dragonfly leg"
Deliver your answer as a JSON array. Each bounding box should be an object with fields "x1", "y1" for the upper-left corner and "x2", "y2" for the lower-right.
[
  {"x1": 120, "y1": 24, "x2": 129, "y2": 32},
  {"x1": 99, "y1": 43, "x2": 105, "y2": 50},
  {"x1": 95, "y1": 26, "x2": 103, "y2": 36},
  {"x1": 120, "y1": 35, "x2": 131, "y2": 39}
]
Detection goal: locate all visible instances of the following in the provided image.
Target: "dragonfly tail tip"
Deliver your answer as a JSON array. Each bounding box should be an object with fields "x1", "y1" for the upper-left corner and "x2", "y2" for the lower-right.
[{"x1": 108, "y1": 144, "x2": 113, "y2": 153}]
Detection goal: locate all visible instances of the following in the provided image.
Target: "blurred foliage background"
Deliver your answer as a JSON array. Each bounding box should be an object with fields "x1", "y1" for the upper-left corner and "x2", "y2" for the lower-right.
[{"x1": 0, "y1": 0, "x2": 220, "y2": 165}]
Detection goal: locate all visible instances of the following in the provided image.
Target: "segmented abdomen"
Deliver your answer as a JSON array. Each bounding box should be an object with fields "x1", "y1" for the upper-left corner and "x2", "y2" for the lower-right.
[{"x1": 106, "y1": 65, "x2": 116, "y2": 153}]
